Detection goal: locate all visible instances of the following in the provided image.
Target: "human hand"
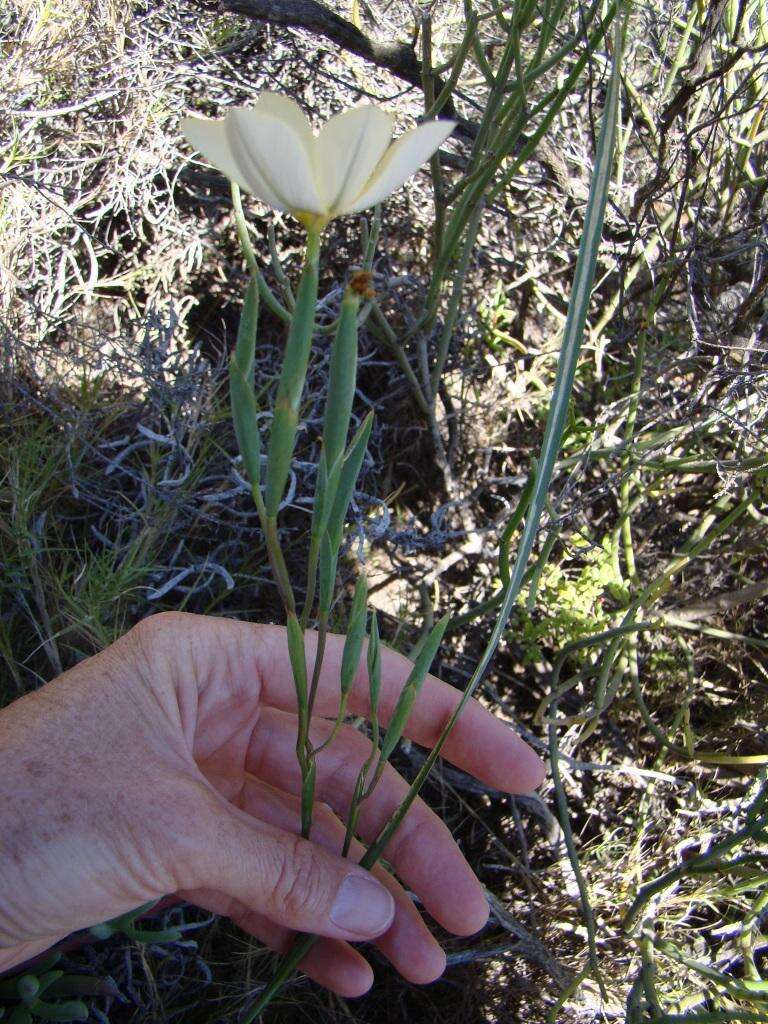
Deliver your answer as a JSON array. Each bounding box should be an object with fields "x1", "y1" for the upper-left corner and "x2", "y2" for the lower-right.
[{"x1": 0, "y1": 611, "x2": 544, "y2": 995}]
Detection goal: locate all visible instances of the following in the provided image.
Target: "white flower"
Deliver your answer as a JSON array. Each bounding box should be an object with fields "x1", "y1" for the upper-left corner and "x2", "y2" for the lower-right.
[{"x1": 181, "y1": 93, "x2": 455, "y2": 231}]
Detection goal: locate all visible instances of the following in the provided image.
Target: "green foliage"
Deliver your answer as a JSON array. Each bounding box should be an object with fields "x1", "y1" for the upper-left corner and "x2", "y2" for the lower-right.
[
  {"x1": 88, "y1": 900, "x2": 183, "y2": 944},
  {"x1": 0, "y1": 952, "x2": 116, "y2": 1023},
  {"x1": 517, "y1": 532, "x2": 626, "y2": 663}
]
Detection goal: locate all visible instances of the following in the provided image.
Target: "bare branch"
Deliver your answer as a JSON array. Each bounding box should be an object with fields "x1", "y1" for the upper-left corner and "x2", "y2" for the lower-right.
[{"x1": 220, "y1": 0, "x2": 456, "y2": 117}]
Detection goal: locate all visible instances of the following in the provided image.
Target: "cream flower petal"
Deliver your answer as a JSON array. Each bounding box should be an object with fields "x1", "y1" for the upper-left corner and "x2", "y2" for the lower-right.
[
  {"x1": 226, "y1": 107, "x2": 324, "y2": 215},
  {"x1": 181, "y1": 115, "x2": 261, "y2": 197},
  {"x1": 253, "y1": 92, "x2": 316, "y2": 152},
  {"x1": 345, "y1": 119, "x2": 456, "y2": 214},
  {"x1": 316, "y1": 104, "x2": 394, "y2": 214}
]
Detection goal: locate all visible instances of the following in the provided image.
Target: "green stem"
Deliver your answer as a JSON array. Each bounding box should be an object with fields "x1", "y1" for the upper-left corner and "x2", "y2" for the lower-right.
[
  {"x1": 306, "y1": 611, "x2": 328, "y2": 716},
  {"x1": 231, "y1": 183, "x2": 291, "y2": 323},
  {"x1": 264, "y1": 514, "x2": 296, "y2": 617}
]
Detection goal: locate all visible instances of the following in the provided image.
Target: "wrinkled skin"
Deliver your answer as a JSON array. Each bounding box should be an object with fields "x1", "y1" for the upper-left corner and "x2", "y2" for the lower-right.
[{"x1": 0, "y1": 612, "x2": 545, "y2": 995}]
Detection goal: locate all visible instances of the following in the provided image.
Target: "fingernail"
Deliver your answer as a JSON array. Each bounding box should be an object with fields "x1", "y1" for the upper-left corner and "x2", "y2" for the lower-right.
[{"x1": 330, "y1": 873, "x2": 395, "y2": 936}]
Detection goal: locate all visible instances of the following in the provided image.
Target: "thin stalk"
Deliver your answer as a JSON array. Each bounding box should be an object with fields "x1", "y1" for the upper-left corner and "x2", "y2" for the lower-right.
[
  {"x1": 268, "y1": 222, "x2": 295, "y2": 310},
  {"x1": 469, "y1": 9, "x2": 498, "y2": 87},
  {"x1": 549, "y1": 712, "x2": 606, "y2": 996},
  {"x1": 421, "y1": 1, "x2": 616, "y2": 332},
  {"x1": 421, "y1": 13, "x2": 446, "y2": 256},
  {"x1": 740, "y1": 888, "x2": 768, "y2": 982},
  {"x1": 306, "y1": 611, "x2": 328, "y2": 715},
  {"x1": 425, "y1": 10, "x2": 478, "y2": 118},
  {"x1": 264, "y1": 230, "x2": 321, "y2": 518},
  {"x1": 231, "y1": 183, "x2": 291, "y2": 323},
  {"x1": 257, "y1": 496, "x2": 296, "y2": 617},
  {"x1": 619, "y1": 328, "x2": 646, "y2": 587},
  {"x1": 502, "y1": 0, "x2": 604, "y2": 95},
  {"x1": 430, "y1": 199, "x2": 484, "y2": 394},
  {"x1": 369, "y1": 302, "x2": 430, "y2": 415}
]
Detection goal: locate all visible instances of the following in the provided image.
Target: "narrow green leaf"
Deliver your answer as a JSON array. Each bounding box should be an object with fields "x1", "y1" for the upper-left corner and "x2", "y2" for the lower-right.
[
  {"x1": 340, "y1": 573, "x2": 368, "y2": 695},
  {"x1": 234, "y1": 276, "x2": 259, "y2": 384},
  {"x1": 367, "y1": 611, "x2": 381, "y2": 718},
  {"x1": 318, "y1": 532, "x2": 337, "y2": 617},
  {"x1": 310, "y1": 449, "x2": 329, "y2": 542},
  {"x1": 265, "y1": 235, "x2": 320, "y2": 516},
  {"x1": 229, "y1": 358, "x2": 262, "y2": 490},
  {"x1": 301, "y1": 758, "x2": 316, "y2": 837},
  {"x1": 323, "y1": 289, "x2": 360, "y2": 471},
  {"x1": 378, "y1": 687, "x2": 416, "y2": 766},
  {"x1": 264, "y1": 397, "x2": 296, "y2": 513},
  {"x1": 308, "y1": 290, "x2": 359, "y2": 552},
  {"x1": 115, "y1": 901, "x2": 157, "y2": 926},
  {"x1": 378, "y1": 614, "x2": 450, "y2": 766},
  {"x1": 310, "y1": 448, "x2": 343, "y2": 551},
  {"x1": 316, "y1": 412, "x2": 374, "y2": 618},
  {"x1": 327, "y1": 411, "x2": 373, "y2": 551},
  {"x1": 286, "y1": 613, "x2": 308, "y2": 713}
]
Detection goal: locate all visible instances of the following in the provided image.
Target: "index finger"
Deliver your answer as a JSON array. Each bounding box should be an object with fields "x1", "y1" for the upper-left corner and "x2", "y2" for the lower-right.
[{"x1": 258, "y1": 624, "x2": 545, "y2": 794}]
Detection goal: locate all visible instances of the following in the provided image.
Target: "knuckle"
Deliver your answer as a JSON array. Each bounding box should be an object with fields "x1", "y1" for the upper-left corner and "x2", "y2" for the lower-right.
[
  {"x1": 267, "y1": 834, "x2": 328, "y2": 920},
  {"x1": 123, "y1": 612, "x2": 192, "y2": 689},
  {"x1": 130, "y1": 611, "x2": 187, "y2": 650}
]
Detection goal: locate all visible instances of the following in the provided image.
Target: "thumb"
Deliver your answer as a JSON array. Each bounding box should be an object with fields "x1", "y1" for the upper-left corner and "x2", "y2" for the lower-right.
[{"x1": 178, "y1": 791, "x2": 395, "y2": 941}]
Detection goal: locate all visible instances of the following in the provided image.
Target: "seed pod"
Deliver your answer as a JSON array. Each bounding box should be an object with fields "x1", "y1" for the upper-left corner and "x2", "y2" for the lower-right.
[
  {"x1": 124, "y1": 925, "x2": 183, "y2": 943},
  {"x1": 264, "y1": 397, "x2": 297, "y2": 515},
  {"x1": 46, "y1": 976, "x2": 119, "y2": 998},
  {"x1": 309, "y1": 448, "x2": 340, "y2": 557}
]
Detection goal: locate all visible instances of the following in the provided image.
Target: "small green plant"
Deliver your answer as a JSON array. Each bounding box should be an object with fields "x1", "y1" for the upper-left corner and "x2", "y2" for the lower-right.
[
  {"x1": 518, "y1": 532, "x2": 626, "y2": 664},
  {"x1": 87, "y1": 901, "x2": 183, "y2": 945},
  {"x1": 0, "y1": 952, "x2": 116, "y2": 1023}
]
